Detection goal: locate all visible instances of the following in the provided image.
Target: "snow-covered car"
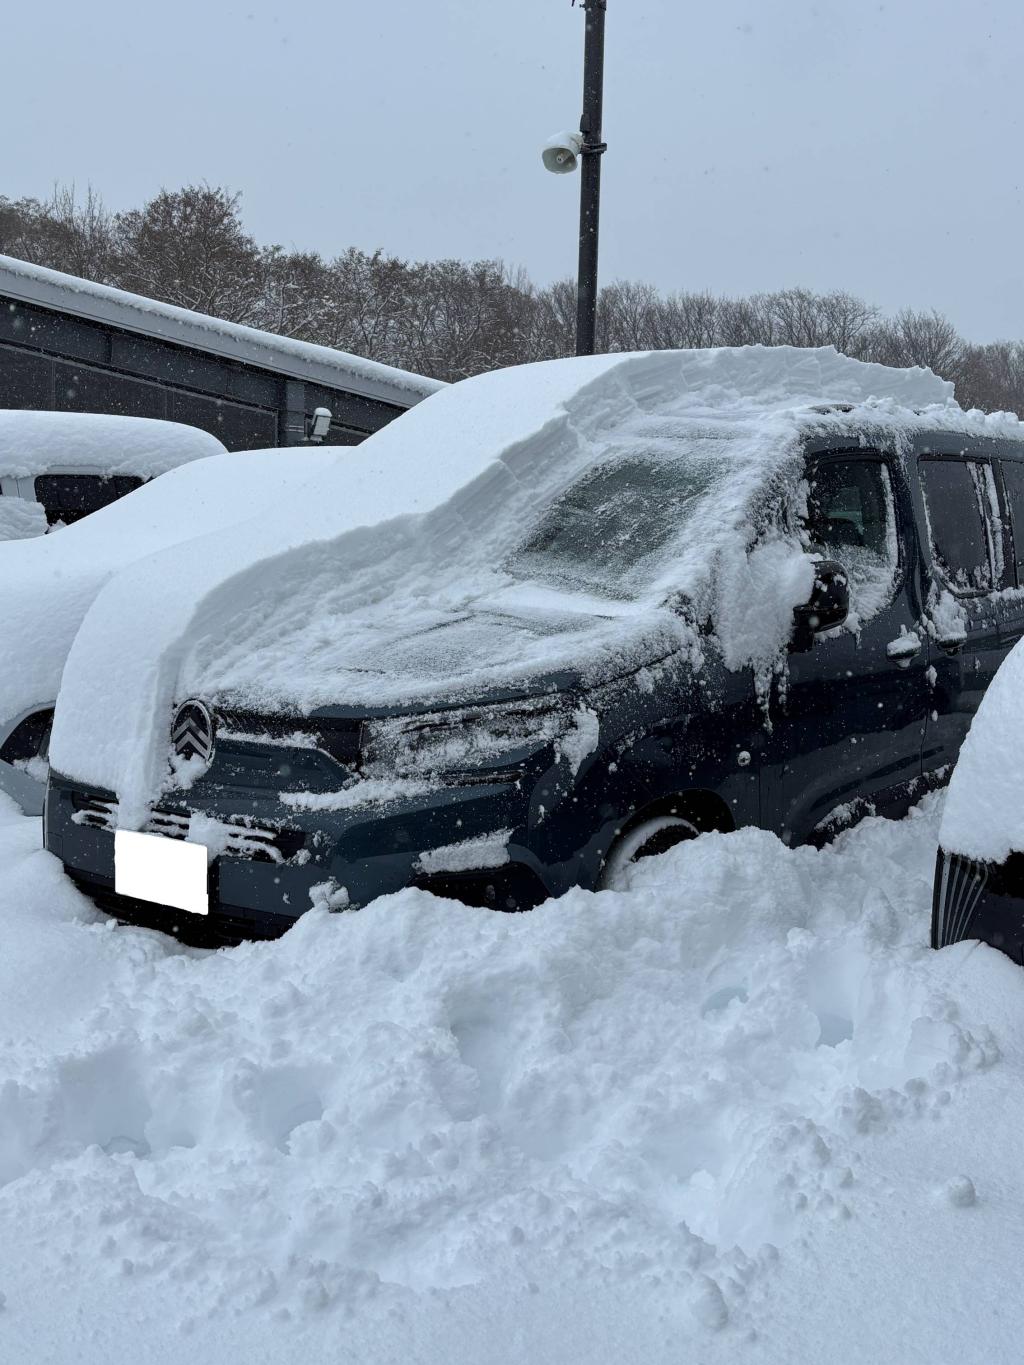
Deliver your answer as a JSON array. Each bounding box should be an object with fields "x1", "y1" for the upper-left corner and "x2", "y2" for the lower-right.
[
  {"x1": 0, "y1": 444, "x2": 339, "y2": 815},
  {"x1": 0, "y1": 410, "x2": 226, "y2": 541},
  {"x1": 932, "y1": 634, "x2": 1024, "y2": 961},
  {"x1": 42, "y1": 346, "x2": 1024, "y2": 944}
]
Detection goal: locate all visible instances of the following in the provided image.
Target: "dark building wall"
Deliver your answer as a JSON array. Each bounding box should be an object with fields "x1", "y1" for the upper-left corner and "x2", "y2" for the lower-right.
[{"x1": 0, "y1": 295, "x2": 407, "y2": 451}]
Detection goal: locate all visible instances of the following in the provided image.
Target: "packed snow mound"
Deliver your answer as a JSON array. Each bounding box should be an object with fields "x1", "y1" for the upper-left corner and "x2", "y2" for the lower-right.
[
  {"x1": 51, "y1": 345, "x2": 991, "y2": 816},
  {"x1": 0, "y1": 493, "x2": 47, "y2": 541},
  {"x1": 2, "y1": 793, "x2": 1022, "y2": 1362},
  {"x1": 0, "y1": 410, "x2": 226, "y2": 478},
  {"x1": 0, "y1": 446, "x2": 339, "y2": 731},
  {"x1": 940, "y1": 634, "x2": 1024, "y2": 861}
]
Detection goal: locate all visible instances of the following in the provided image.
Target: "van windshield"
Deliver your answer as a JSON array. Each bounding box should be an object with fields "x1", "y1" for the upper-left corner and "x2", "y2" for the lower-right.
[{"x1": 508, "y1": 446, "x2": 729, "y2": 595}]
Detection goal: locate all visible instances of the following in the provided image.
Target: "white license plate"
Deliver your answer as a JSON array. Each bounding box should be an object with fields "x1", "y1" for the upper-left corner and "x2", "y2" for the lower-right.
[{"x1": 114, "y1": 829, "x2": 209, "y2": 916}]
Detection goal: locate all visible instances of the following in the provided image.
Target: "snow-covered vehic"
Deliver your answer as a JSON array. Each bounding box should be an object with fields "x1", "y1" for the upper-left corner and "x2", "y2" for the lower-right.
[
  {"x1": 0, "y1": 444, "x2": 339, "y2": 810},
  {"x1": 0, "y1": 409, "x2": 227, "y2": 481},
  {"x1": 48, "y1": 344, "x2": 1020, "y2": 828}
]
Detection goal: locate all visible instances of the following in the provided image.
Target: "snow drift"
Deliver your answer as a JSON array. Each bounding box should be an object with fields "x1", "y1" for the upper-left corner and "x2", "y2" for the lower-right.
[{"x1": 1, "y1": 792, "x2": 1020, "y2": 1363}]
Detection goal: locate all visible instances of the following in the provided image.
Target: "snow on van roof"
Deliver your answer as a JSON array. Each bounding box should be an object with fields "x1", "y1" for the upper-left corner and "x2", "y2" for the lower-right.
[
  {"x1": 0, "y1": 254, "x2": 444, "y2": 406},
  {"x1": 49, "y1": 345, "x2": 1019, "y2": 821},
  {"x1": 0, "y1": 410, "x2": 226, "y2": 478}
]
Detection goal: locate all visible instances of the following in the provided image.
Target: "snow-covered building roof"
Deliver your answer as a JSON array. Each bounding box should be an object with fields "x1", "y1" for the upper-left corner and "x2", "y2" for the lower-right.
[
  {"x1": 0, "y1": 410, "x2": 226, "y2": 479},
  {"x1": 0, "y1": 254, "x2": 443, "y2": 408}
]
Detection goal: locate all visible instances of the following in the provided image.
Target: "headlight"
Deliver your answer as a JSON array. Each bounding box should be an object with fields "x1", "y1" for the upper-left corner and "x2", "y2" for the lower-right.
[{"x1": 361, "y1": 696, "x2": 571, "y2": 778}]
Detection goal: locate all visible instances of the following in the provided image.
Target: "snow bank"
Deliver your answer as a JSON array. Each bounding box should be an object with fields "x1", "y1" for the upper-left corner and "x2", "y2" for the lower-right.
[
  {"x1": 0, "y1": 446, "x2": 339, "y2": 732},
  {"x1": 0, "y1": 410, "x2": 225, "y2": 478},
  {"x1": 940, "y1": 634, "x2": 1024, "y2": 861},
  {"x1": 2, "y1": 793, "x2": 1023, "y2": 1362},
  {"x1": 51, "y1": 344, "x2": 993, "y2": 821}
]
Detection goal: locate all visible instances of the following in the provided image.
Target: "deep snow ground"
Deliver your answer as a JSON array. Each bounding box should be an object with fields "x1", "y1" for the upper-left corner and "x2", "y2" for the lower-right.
[{"x1": 1, "y1": 793, "x2": 1023, "y2": 1363}]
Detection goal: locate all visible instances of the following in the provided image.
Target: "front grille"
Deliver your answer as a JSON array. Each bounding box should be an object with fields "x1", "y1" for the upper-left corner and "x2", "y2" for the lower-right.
[
  {"x1": 933, "y1": 850, "x2": 990, "y2": 948},
  {"x1": 217, "y1": 709, "x2": 364, "y2": 768},
  {"x1": 70, "y1": 793, "x2": 304, "y2": 864}
]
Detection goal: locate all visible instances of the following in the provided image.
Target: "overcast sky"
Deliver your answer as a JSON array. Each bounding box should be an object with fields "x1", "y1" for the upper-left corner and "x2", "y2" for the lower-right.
[{"x1": 5, "y1": 0, "x2": 1023, "y2": 341}]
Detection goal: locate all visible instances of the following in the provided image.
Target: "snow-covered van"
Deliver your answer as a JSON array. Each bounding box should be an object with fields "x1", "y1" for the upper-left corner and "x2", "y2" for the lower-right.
[
  {"x1": 0, "y1": 410, "x2": 226, "y2": 541},
  {"x1": 42, "y1": 347, "x2": 1024, "y2": 942}
]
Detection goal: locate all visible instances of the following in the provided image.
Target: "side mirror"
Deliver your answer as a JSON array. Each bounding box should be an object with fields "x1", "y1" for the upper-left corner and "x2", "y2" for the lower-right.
[{"x1": 791, "y1": 559, "x2": 849, "y2": 652}]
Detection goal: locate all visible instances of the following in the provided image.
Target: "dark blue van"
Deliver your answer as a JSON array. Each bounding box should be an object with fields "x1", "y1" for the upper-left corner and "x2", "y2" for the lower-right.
[{"x1": 41, "y1": 354, "x2": 1024, "y2": 945}]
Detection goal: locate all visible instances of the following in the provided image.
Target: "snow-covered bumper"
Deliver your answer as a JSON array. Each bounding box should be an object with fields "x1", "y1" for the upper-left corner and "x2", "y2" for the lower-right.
[{"x1": 44, "y1": 764, "x2": 545, "y2": 945}]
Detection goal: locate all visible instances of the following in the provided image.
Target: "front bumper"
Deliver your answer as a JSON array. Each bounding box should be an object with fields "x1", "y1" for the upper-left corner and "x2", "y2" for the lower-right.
[
  {"x1": 932, "y1": 848, "x2": 1024, "y2": 965},
  {"x1": 45, "y1": 766, "x2": 541, "y2": 944}
]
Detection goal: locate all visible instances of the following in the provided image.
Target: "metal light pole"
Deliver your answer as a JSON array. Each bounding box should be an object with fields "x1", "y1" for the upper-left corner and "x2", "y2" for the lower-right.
[
  {"x1": 575, "y1": 0, "x2": 607, "y2": 357},
  {"x1": 542, "y1": 1, "x2": 608, "y2": 357}
]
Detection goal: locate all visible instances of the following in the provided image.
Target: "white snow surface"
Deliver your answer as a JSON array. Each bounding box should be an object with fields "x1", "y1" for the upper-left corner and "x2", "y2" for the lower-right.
[
  {"x1": 0, "y1": 410, "x2": 226, "y2": 478},
  {"x1": 0, "y1": 446, "x2": 339, "y2": 730},
  {"x1": 0, "y1": 494, "x2": 47, "y2": 542},
  {"x1": 940, "y1": 633, "x2": 1024, "y2": 861},
  {"x1": 2, "y1": 791, "x2": 1023, "y2": 1363},
  {"x1": 52, "y1": 344, "x2": 1011, "y2": 824},
  {"x1": 417, "y1": 829, "x2": 512, "y2": 874}
]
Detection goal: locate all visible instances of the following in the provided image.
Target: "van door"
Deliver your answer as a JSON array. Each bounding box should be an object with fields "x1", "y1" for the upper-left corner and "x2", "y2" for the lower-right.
[
  {"x1": 767, "y1": 449, "x2": 930, "y2": 844},
  {"x1": 991, "y1": 455, "x2": 1024, "y2": 652},
  {"x1": 918, "y1": 455, "x2": 1007, "y2": 784}
]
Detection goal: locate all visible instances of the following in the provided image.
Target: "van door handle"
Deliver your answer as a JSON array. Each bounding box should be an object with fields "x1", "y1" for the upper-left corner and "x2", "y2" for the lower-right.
[
  {"x1": 886, "y1": 634, "x2": 922, "y2": 667},
  {"x1": 935, "y1": 635, "x2": 966, "y2": 656}
]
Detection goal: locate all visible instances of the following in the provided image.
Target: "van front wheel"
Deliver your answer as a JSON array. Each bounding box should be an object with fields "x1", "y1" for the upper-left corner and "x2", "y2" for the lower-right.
[{"x1": 599, "y1": 815, "x2": 699, "y2": 891}]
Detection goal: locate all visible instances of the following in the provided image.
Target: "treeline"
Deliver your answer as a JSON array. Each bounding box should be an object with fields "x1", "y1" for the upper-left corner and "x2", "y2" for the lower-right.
[{"x1": 2, "y1": 183, "x2": 1022, "y2": 413}]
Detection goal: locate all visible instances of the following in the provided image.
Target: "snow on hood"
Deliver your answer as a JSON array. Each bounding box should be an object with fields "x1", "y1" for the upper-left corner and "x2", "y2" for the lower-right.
[
  {"x1": 50, "y1": 345, "x2": 1002, "y2": 821},
  {"x1": 0, "y1": 446, "x2": 339, "y2": 731},
  {"x1": 0, "y1": 410, "x2": 226, "y2": 479},
  {"x1": 940, "y1": 635, "x2": 1024, "y2": 862}
]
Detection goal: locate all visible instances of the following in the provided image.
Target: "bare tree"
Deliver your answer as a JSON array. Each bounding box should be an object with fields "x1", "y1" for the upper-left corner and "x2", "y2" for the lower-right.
[
  {"x1": 955, "y1": 341, "x2": 1024, "y2": 415},
  {"x1": 865, "y1": 307, "x2": 963, "y2": 375},
  {"x1": 8, "y1": 178, "x2": 1024, "y2": 414},
  {"x1": 0, "y1": 184, "x2": 115, "y2": 280},
  {"x1": 111, "y1": 185, "x2": 263, "y2": 323}
]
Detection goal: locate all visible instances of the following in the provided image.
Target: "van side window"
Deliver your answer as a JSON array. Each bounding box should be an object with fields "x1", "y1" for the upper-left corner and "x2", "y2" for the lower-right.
[
  {"x1": 804, "y1": 458, "x2": 898, "y2": 619},
  {"x1": 999, "y1": 459, "x2": 1024, "y2": 587},
  {"x1": 920, "y1": 459, "x2": 994, "y2": 594}
]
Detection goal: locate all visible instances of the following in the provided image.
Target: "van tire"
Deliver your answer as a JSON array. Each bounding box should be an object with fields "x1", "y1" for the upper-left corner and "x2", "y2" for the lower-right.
[{"x1": 599, "y1": 815, "x2": 699, "y2": 891}]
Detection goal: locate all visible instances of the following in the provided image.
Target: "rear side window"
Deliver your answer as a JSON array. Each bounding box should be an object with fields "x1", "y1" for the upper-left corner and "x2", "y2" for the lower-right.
[
  {"x1": 999, "y1": 459, "x2": 1024, "y2": 586},
  {"x1": 804, "y1": 458, "x2": 898, "y2": 620},
  {"x1": 32, "y1": 473, "x2": 144, "y2": 528},
  {"x1": 920, "y1": 459, "x2": 995, "y2": 594}
]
